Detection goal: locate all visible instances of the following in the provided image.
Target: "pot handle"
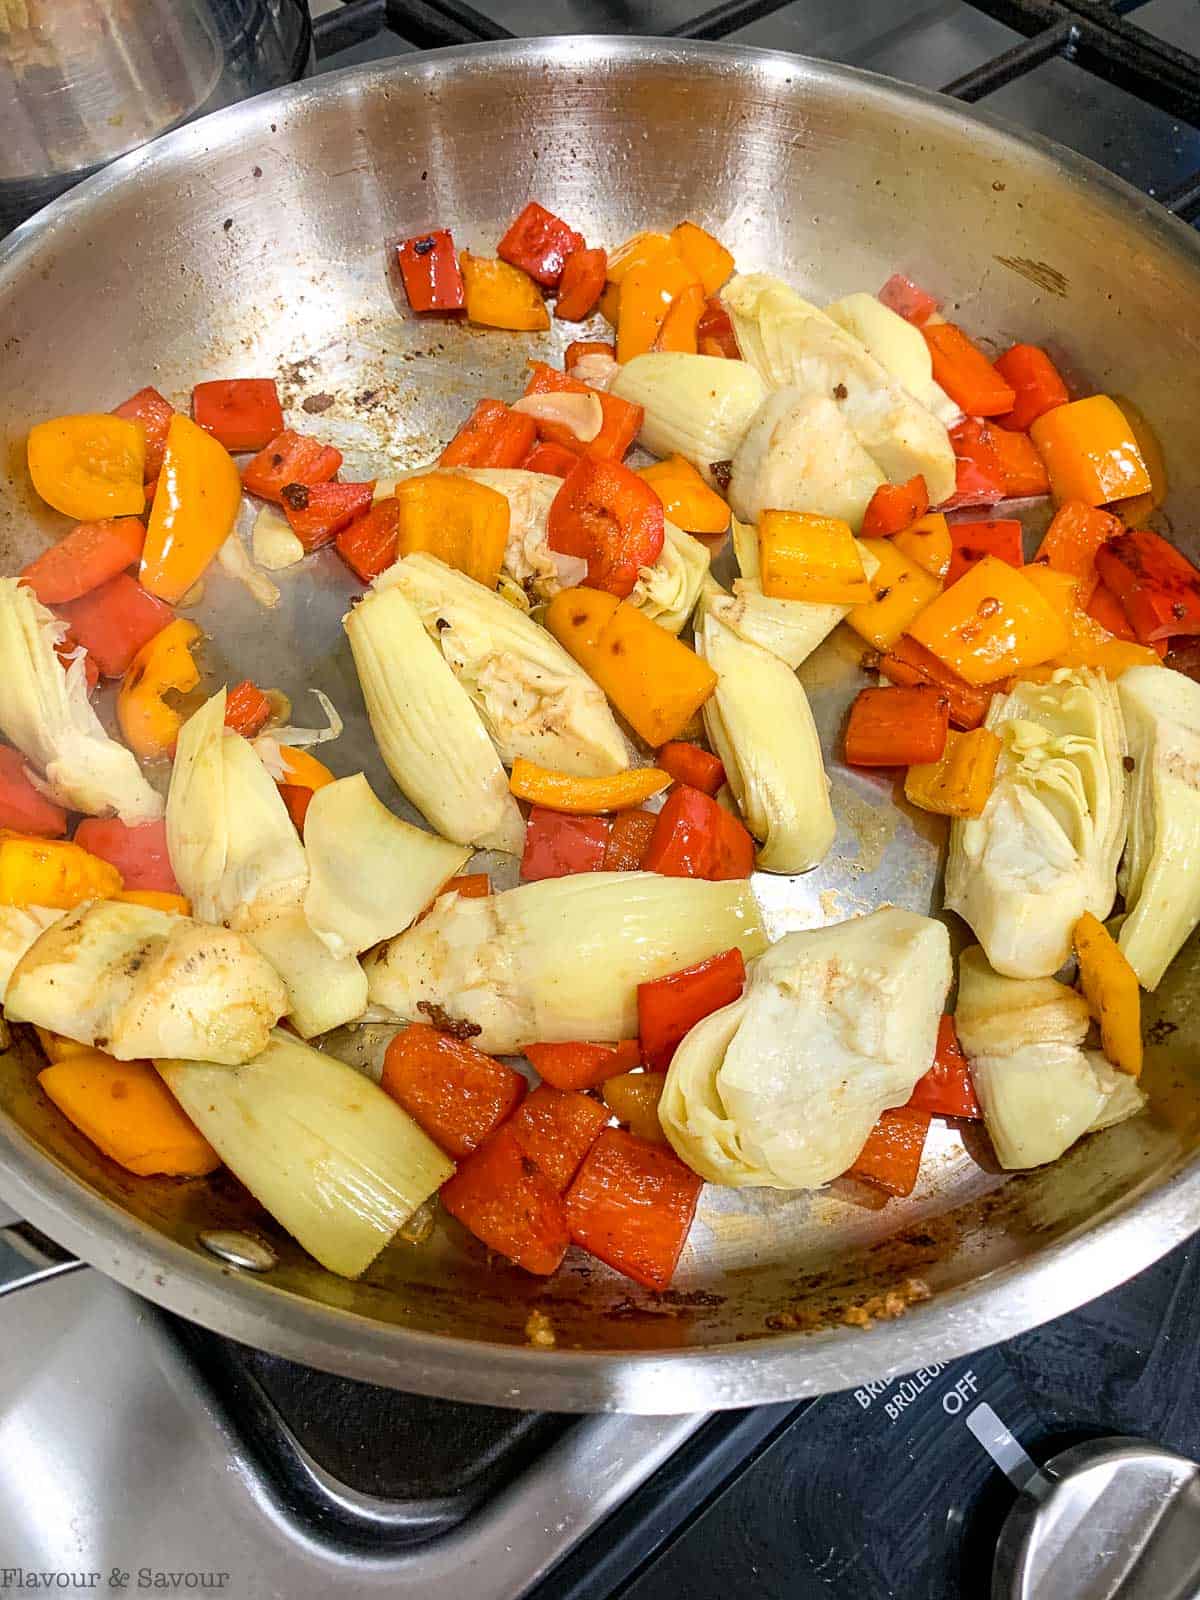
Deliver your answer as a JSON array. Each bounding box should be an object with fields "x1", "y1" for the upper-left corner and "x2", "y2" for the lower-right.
[{"x1": 0, "y1": 1213, "x2": 85, "y2": 1298}]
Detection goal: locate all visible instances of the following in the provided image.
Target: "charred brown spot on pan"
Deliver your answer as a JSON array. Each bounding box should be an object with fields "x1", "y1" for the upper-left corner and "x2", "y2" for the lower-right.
[
  {"x1": 301, "y1": 393, "x2": 335, "y2": 414},
  {"x1": 417, "y1": 1001, "x2": 481, "y2": 1040},
  {"x1": 280, "y1": 482, "x2": 310, "y2": 512}
]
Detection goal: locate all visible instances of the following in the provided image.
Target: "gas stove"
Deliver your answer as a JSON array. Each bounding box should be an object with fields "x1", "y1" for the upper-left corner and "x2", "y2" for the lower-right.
[{"x1": 4, "y1": 5, "x2": 1200, "y2": 1599}]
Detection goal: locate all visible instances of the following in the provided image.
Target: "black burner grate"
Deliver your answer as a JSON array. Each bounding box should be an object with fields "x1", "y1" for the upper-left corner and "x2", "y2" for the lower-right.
[{"x1": 314, "y1": 0, "x2": 1200, "y2": 219}]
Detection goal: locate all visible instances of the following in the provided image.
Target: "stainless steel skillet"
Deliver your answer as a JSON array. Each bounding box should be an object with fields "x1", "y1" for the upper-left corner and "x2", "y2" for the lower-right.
[{"x1": 1, "y1": 36, "x2": 1199, "y2": 1413}]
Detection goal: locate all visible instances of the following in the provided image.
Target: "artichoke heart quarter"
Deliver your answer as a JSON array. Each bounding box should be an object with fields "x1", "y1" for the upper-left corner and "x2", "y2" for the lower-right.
[
  {"x1": 945, "y1": 668, "x2": 1127, "y2": 980},
  {"x1": 345, "y1": 581, "x2": 524, "y2": 854},
  {"x1": 609, "y1": 352, "x2": 767, "y2": 477},
  {"x1": 4, "y1": 899, "x2": 288, "y2": 1064},
  {"x1": 659, "y1": 908, "x2": 951, "y2": 1188},
  {"x1": 955, "y1": 945, "x2": 1145, "y2": 1169},
  {"x1": 696, "y1": 607, "x2": 835, "y2": 873},
  {"x1": 376, "y1": 553, "x2": 630, "y2": 777},
  {"x1": 629, "y1": 521, "x2": 711, "y2": 636},
  {"x1": 1116, "y1": 665, "x2": 1200, "y2": 990}
]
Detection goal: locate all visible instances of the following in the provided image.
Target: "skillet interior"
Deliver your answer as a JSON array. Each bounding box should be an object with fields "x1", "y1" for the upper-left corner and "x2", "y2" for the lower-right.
[{"x1": 1, "y1": 37, "x2": 1200, "y2": 1411}]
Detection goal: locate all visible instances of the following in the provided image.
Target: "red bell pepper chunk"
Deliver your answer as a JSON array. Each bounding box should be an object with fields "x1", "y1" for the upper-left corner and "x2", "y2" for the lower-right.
[
  {"x1": 988, "y1": 428, "x2": 1050, "y2": 499},
  {"x1": 844, "y1": 1107, "x2": 931, "y2": 1198},
  {"x1": 497, "y1": 201, "x2": 585, "y2": 289},
  {"x1": 521, "y1": 440, "x2": 580, "y2": 478},
  {"x1": 565, "y1": 339, "x2": 616, "y2": 369},
  {"x1": 73, "y1": 817, "x2": 180, "y2": 894},
  {"x1": 241, "y1": 429, "x2": 343, "y2": 503},
  {"x1": 602, "y1": 808, "x2": 658, "y2": 871},
  {"x1": 510, "y1": 1084, "x2": 610, "y2": 1192},
  {"x1": 923, "y1": 324, "x2": 1016, "y2": 418},
  {"x1": 524, "y1": 1039, "x2": 641, "y2": 1092},
  {"x1": 877, "y1": 636, "x2": 994, "y2": 731},
  {"x1": 945, "y1": 519, "x2": 1024, "y2": 587},
  {"x1": 441, "y1": 1124, "x2": 570, "y2": 1276},
  {"x1": 696, "y1": 297, "x2": 739, "y2": 358},
  {"x1": 844, "y1": 686, "x2": 950, "y2": 768},
  {"x1": 223, "y1": 679, "x2": 273, "y2": 739},
  {"x1": 280, "y1": 480, "x2": 376, "y2": 553},
  {"x1": 637, "y1": 947, "x2": 746, "y2": 1073},
  {"x1": 277, "y1": 783, "x2": 313, "y2": 833},
  {"x1": 0, "y1": 747, "x2": 67, "y2": 838},
  {"x1": 53, "y1": 573, "x2": 174, "y2": 679},
  {"x1": 20, "y1": 518, "x2": 145, "y2": 606},
  {"x1": 642, "y1": 785, "x2": 755, "y2": 881},
  {"x1": 439, "y1": 398, "x2": 538, "y2": 469},
  {"x1": 520, "y1": 807, "x2": 610, "y2": 881},
  {"x1": 993, "y1": 343, "x2": 1070, "y2": 433},
  {"x1": 1083, "y1": 580, "x2": 1164, "y2": 657},
  {"x1": 54, "y1": 623, "x2": 100, "y2": 693},
  {"x1": 656, "y1": 741, "x2": 726, "y2": 796},
  {"x1": 334, "y1": 497, "x2": 401, "y2": 583},
  {"x1": 1094, "y1": 529, "x2": 1200, "y2": 643},
  {"x1": 942, "y1": 418, "x2": 1008, "y2": 510},
  {"x1": 565, "y1": 1128, "x2": 703, "y2": 1292},
  {"x1": 907, "y1": 1016, "x2": 981, "y2": 1120},
  {"x1": 396, "y1": 229, "x2": 466, "y2": 314},
  {"x1": 439, "y1": 872, "x2": 492, "y2": 901},
  {"x1": 523, "y1": 362, "x2": 644, "y2": 464},
  {"x1": 548, "y1": 456, "x2": 664, "y2": 598},
  {"x1": 113, "y1": 386, "x2": 174, "y2": 479},
  {"x1": 861, "y1": 475, "x2": 930, "y2": 538},
  {"x1": 555, "y1": 247, "x2": 608, "y2": 321},
  {"x1": 192, "y1": 379, "x2": 285, "y2": 453},
  {"x1": 878, "y1": 273, "x2": 939, "y2": 327},
  {"x1": 381, "y1": 1023, "x2": 527, "y2": 1160}
]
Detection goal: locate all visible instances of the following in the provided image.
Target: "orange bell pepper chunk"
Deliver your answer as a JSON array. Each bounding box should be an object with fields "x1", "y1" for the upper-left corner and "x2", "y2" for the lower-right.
[
  {"x1": 116, "y1": 617, "x2": 202, "y2": 761},
  {"x1": 921, "y1": 324, "x2": 1016, "y2": 417},
  {"x1": 509, "y1": 1083, "x2": 611, "y2": 1191},
  {"x1": 907, "y1": 554, "x2": 1070, "y2": 685},
  {"x1": 602, "y1": 1070, "x2": 669, "y2": 1144},
  {"x1": 1033, "y1": 501, "x2": 1122, "y2": 604},
  {"x1": 1022, "y1": 565, "x2": 1163, "y2": 676},
  {"x1": 1072, "y1": 912, "x2": 1142, "y2": 1079},
  {"x1": 508, "y1": 758, "x2": 671, "y2": 814},
  {"x1": 653, "y1": 281, "x2": 706, "y2": 354},
  {"x1": 759, "y1": 509, "x2": 870, "y2": 604},
  {"x1": 993, "y1": 343, "x2": 1070, "y2": 433},
  {"x1": 0, "y1": 835, "x2": 122, "y2": 909},
  {"x1": 989, "y1": 427, "x2": 1050, "y2": 498},
  {"x1": 223, "y1": 679, "x2": 274, "y2": 740},
  {"x1": 1029, "y1": 395, "x2": 1151, "y2": 507},
  {"x1": 392, "y1": 473, "x2": 511, "y2": 588},
  {"x1": 554, "y1": 247, "x2": 608, "y2": 321},
  {"x1": 564, "y1": 1127, "x2": 703, "y2": 1291},
  {"x1": 844, "y1": 686, "x2": 950, "y2": 768},
  {"x1": 601, "y1": 808, "x2": 658, "y2": 871},
  {"x1": 442, "y1": 1124, "x2": 569, "y2": 1276},
  {"x1": 1107, "y1": 394, "x2": 1167, "y2": 524},
  {"x1": 616, "y1": 253, "x2": 702, "y2": 364},
  {"x1": 139, "y1": 414, "x2": 241, "y2": 603},
  {"x1": 27, "y1": 414, "x2": 146, "y2": 522},
  {"x1": 656, "y1": 740, "x2": 725, "y2": 795},
  {"x1": 440, "y1": 398, "x2": 537, "y2": 468},
  {"x1": 670, "y1": 221, "x2": 735, "y2": 296},
  {"x1": 20, "y1": 518, "x2": 145, "y2": 606},
  {"x1": 877, "y1": 635, "x2": 994, "y2": 730},
  {"x1": 460, "y1": 251, "x2": 549, "y2": 331},
  {"x1": 113, "y1": 387, "x2": 174, "y2": 479},
  {"x1": 598, "y1": 280, "x2": 621, "y2": 328},
  {"x1": 844, "y1": 1107, "x2": 931, "y2": 1197},
  {"x1": 638, "y1": 455, "x2": 730, "y2": 534},
  {"x1": 861, "y1": 475, "x2": 930, "y2": 538},
  {"x1": 606, "y1": 231, "x2": 674, "y2": 285},
  {"x1": 524, "y1": 1039, "x2": 642, "y2": 1092},
  {"x1": 272, "y1": 746, "x2": 336, "y2": 791},
  {"x1": 845, "y1": 538, "x2": 942, "y2": 650},
  {"x1": 904, "y1": 725, "x2": 1001, "y2": 818},
  {"x1": 893, "y1": 511, "x2": 952, "y2": 579},
  {"x1": 381, "y1": 1023, "x2": 527, "y2": 1159},
  {"x1": 40, "y1": 1053, "x2": 221, "y2": 1178}
]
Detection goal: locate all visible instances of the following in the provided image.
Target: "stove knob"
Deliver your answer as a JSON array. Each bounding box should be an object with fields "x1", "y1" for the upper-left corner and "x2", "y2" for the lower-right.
[{"x1": 994, "y1": 1436, "x2": 1200, "y2": 1599}]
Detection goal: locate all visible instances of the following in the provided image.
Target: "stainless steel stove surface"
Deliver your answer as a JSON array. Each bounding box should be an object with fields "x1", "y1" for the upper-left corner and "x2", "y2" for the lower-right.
[{"x1": 4, "y1": 4, "x2": 1200, "y2": 1598}]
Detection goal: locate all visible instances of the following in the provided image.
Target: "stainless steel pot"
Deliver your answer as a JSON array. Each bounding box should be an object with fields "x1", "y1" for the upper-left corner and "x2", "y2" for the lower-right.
[
  {"x1": 2, "y1": 37, "x2": 1199, "y2": 1414},
  {"x1": 0, "y1": 0, "x2": 312, "y2": 232}
]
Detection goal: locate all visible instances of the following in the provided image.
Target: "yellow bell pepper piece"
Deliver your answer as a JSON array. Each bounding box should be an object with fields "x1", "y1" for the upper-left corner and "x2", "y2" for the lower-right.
[
  {"x1": 274, "y1": 746, "x2": 336, "y2": 791},
  {"x1": 845, "y1": 538, "x2": 943, "y2": 650},
  {"x1": 1021, "y1": 567, "x2": 1162, "y2": 678},
  {"x1": 759, "y1": 510, "x2": 871, "y2": 604},
  {"x1": 893, "y1": 512, "x2": 952, "y2": 579},
  {"x1": 617, "y1": 253, "x2": 703, "y2": 364},
  {"x1": 598, "y1": 280, "x2": 621, "y2": 328},
  {"x1": 394, "y1": 474, "x2": 510, "y2": 587},
  {"x1": 545, "y1": 588, "x2": 718, "y2": 747},
  {"x1": 460, "y1": 251, "x2": 549, "y2": 331},
  {"x1": 139, "y1": 414, "x2": 241, "y2": 604},
  {"x1": 39, "y1": 1052, "x2": 221, "y2": 1177},
  {"x1": 638, "y1": 455, "x2": 730, "y2": 534},
  {"x1": 27, "y1": 414, "x2": 146, "y2": 521},
  {"x1": 654, "y1": 282, "x2": 705, "y2": 355},
  {"x1": 1108, "y1": 394, "x2": 1167, "y2": 525},
  {"x1": 35, "y1": 1027, "x2": 92, "y2": 1064},
  {"x1": 1072, "y1": 911, "x2": 1142, "y2": 1078},
  {"x1": 1029, "y1": 395, "x2": 1152, "y2": 507},
  {"x1": 904, "y1": 726, "x2": 1001, "y2": 819},
  {"x1": 907, "y1": 555, "x2": 1070, "y2": 686},
  {"x1": 606, "y1": 231, "x2": 675, "y2": 285},
  {"x1": 117, "y1": 618, "x2": 202, "y2": 762},
  {"x1": 0, "y1": 836, "x2": 122, "y2": 909},
  {"x1": 115, "y1": 889, "x2": 192, "y2": 915},
  {"x1": 670, "y1": 221, "x2": 735, "y2": 296},
  {"x1": 509, "y1": 758, "x2": 671, "y2": 814}
]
